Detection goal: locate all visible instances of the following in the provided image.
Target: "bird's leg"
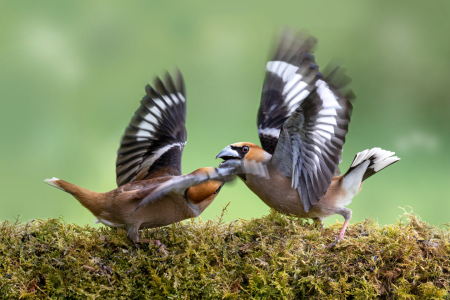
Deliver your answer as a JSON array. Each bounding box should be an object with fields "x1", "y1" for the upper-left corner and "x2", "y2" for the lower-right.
[
  {"x1": 126, "y1": 216, "x2": 168, "y2": 253},
  {"x1": 139, "y1": 228, "x2": 168, "y2": 254},
  {"x1": 338, "y1": 219, "x2": 350, "y2": 240},
  {"x1": 127, "y1": 224, "x2": 141, "y2": 243},
  {"x1": 127, "y1": 223, "x2": 165, "y2": 250},
  {"x1": 327, "y1": 208, "x2": 352, "y2": 248}
]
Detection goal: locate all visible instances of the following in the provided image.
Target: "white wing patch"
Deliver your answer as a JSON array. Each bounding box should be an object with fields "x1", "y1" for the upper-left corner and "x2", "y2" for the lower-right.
[
  {"x1": 150, "y1": 93, "x2": 184, "y2": 111},
  {"x1": 258, "y1": 126, "x2": 281, "y2": 138},
  {"x1": 315, "y1": 80, "x2": 340, "y2": 109},
  {"x1": 135, "y1": 130, "x2": 153, "y2": 142},
  {"x1": 134, "y1": 93, "x2": 185, "y2": 142},
  {"x1": 318, "y1": 108, "x2": 337, "y2": 116},
  {"x1": 285, "y1": 80, "x2": 307, "y2": 100},
  {"x1": 138, "y1": 109, "x2": 158, "y2": 123},
  {"x1": 266, "y1": 61, "x2": 287, "y2": 76},
  {"x1": 153, "y1": 99, "x2": 167, "y2": 111},
  {"x1": 286, "y1": 85, "x2": 309, "y2": 113},
  {"x1": 145, "y1": 142, "x2": 186, "y2": 167},
  {"x1": 283, "y1": 73, "x2": 303, "y2": 92},
  {"x1": 316, "y1": 116, "x2": 337, "y2": 125},
  {"x1": 160, "y1": 93, "x2": 185, "y2": 106},
  {"x1": 266, "y1": 60, "x2": 311, "y2": 114},
  {"x1": 309, "y1": 79, "x2": 344, "y2": 143},
  {"x1": 315, "y1": 124, "x2": 334, "y2": 134},
  {"x1": 138, "y1": 121, "x2": 155, "y2": 132}
]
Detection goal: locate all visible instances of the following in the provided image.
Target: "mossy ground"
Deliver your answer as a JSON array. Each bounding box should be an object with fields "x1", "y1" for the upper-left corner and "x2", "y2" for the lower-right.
[{"x1": 0, "y1": 207, "x2": 449, "y2": 299}]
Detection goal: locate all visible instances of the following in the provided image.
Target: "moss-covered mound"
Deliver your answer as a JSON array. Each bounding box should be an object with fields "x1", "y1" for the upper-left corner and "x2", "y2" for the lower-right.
[{"x1": 0, "y1": 208, "x2": 449, "y2": 299}]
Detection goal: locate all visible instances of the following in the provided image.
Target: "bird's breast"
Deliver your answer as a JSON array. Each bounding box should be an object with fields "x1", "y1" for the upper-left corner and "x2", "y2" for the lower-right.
[
  {"x1": 244, "y1": 166, "x2": 347, "y2": 220},
  {"x1": 244, "y1": 166, "x2": 308, "y2": 216},
  {"x1": 137, "y1": 194, "x2": 197, "y2": 228}
]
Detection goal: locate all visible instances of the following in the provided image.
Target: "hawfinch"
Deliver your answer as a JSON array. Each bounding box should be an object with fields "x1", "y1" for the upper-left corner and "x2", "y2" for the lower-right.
[
  {"x1": 216, "y1": 31, "x2": 400, "y2": 247},
  {"x1": 45, "y1": 70, "x2": 267, "y2": 243}
]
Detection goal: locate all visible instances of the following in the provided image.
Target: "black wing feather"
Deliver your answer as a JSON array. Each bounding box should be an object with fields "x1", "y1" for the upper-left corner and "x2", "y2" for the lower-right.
[
  {"x1": 258, "y1": 30, "x2": 319, "y2": 154},
  {"x1": 272, "y1": 64, "x2": 354, "y2": 212},
  {"x1": 116, "y1": 70, "x2": 187, "y2": 187}
]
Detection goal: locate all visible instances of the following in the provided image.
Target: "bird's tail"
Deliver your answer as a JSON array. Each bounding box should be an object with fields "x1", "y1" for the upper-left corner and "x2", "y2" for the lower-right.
[
  {"x1": 344, "y1": 148, "x2": 400, "y2": 181},
  {"x1": 44, "y1": 177, "x2": 103, "y2": 215}
]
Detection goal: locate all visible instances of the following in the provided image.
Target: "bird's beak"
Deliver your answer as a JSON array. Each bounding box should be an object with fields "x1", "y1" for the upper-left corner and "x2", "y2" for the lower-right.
[{"x1": 216, "y1": 145, "x2": 240, "y2": 160}]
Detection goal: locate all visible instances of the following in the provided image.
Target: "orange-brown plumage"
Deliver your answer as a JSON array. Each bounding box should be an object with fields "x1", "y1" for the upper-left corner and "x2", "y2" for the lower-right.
[
  {"x1": 44, "y1": 71, "x2": 262, "y2": 244},
  {"x1": 49, "y1": 179, "x2": 104, "y2": 216},
  {"x1": 45, "y1": 171, "x2": 225, "y2": 243},
  {"x1": 230, "y1": 142, "x2": 271, "y2": 161},
  {"x1": 186, "y1": 168, "x2": 223, "y2": 204}
]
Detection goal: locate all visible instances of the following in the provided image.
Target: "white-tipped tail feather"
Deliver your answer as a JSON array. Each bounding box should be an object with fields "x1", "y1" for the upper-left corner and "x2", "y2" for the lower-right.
[
  {"x1": 339, "y1": 148, "x2": 399, "y2": 201},
  {"x1": 346, "y1": 147, "x2": 400, "y2": 181},
  {"x1": 44, "y1": 177, "x2": 66, "y2": 192}
]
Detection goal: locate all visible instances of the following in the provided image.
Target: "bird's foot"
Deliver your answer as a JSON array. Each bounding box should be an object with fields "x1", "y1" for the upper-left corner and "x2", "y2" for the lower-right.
[
  {"x1": 327, "y1": 218, "x2": 350, "y2": 248},
  {"x1": 141, "y1": 239, "x2": 169, "y2": 254},
  {"x1": 326, "y1": 237, "x2": 340, "y2": 248}
]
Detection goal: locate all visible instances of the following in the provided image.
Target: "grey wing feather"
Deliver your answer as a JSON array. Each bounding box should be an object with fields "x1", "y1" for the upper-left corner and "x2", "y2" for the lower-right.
[
  {"x1": 272, "y1": 65, "x2": 354, "y2": 212},
  {"x1": 134, "y1": 160, "x2": 269, "y2": 211}
]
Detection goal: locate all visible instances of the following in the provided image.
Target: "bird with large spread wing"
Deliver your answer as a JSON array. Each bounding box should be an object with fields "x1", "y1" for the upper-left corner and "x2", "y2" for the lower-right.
[
  {"x1": 217, "y1": 30, "x2": 400, "y2": 247},
  {"x1": 45, "y1": 70, "x2": 267, "y2": 243}
]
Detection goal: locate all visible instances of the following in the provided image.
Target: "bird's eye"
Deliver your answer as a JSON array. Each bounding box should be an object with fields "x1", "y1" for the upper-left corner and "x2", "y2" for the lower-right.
[{"x1": 242, "y1": 146, "x2": 249, "y2": 153}]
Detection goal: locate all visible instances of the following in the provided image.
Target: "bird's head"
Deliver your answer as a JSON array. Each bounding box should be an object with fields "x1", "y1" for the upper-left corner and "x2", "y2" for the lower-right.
[{"x1": 216, "y1": 142, "x2": 271, "y2": 167}]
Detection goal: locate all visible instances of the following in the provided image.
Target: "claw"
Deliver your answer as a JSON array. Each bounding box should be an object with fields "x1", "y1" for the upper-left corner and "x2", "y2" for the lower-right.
[
  {"x1": 140, "y1": 239, "x2": 169, "y2": 254},
  {"x1": 327, "y1": 237, "x2": 340, "y2": 248},
  {"x1": 326, "y1": 219, "x2": 350, "y2": 249}
]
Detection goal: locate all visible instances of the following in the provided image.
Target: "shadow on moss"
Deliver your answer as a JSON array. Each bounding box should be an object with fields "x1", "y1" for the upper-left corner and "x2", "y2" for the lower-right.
[{"x1": 0, "y1": 207, "x2": 449, "y2": 299}]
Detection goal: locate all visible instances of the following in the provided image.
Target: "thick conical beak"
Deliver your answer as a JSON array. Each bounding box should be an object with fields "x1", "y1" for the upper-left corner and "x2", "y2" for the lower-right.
[{"x1": 216, "y1": 145, "x2": 240, "y2": 160}]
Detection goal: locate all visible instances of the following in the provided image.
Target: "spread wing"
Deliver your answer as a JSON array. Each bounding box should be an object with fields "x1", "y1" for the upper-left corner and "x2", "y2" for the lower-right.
[
  {"x1": 134, "y1": 160, "x2": 269, "y2": 211},
  {"x1": 271, "y1": 65, "x2": 354, "y2": 212},
  {"x1": 257, "y1": 30, "x2": 318, "y2": 155},
  {"x1": 116, "y1": 70, "x2": 187, "y2": 187}
]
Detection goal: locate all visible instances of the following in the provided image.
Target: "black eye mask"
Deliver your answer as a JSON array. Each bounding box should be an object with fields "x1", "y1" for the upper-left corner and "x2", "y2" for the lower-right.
[{"x1": 231, "y1": 146, "x2": 248, "y2": 159}]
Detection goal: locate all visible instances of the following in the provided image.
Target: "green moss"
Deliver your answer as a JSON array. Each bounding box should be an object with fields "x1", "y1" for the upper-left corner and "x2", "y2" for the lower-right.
[{"x1": 0, "y1": 208, "x2": 449, "y2": 299}]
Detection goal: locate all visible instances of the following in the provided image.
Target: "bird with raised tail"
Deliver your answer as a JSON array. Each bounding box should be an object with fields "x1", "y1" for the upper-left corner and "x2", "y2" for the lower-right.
[
  {"x1": 216, "y1": 30, "x2": 400, "y2": 248},
  {"x1": 45, "y1": 70, "x2": 268, "y2": 244}
]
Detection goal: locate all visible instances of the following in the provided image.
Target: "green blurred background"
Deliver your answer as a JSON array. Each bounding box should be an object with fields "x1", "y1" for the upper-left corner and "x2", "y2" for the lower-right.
[{"x1": 1, "y1": 1, "x2": 449, "y2": 228}]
